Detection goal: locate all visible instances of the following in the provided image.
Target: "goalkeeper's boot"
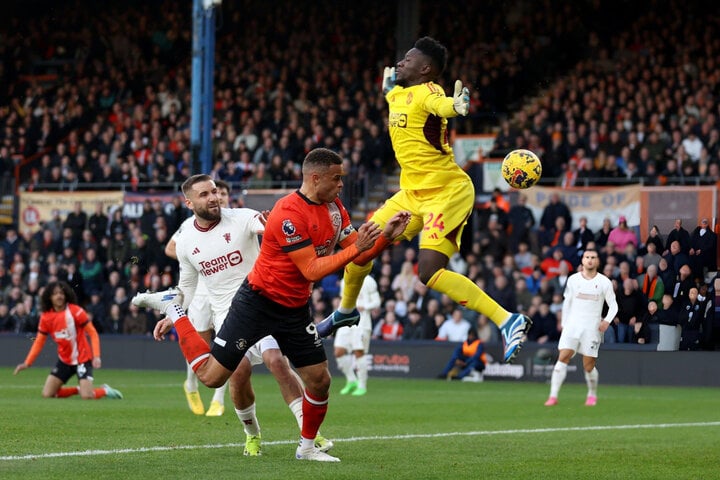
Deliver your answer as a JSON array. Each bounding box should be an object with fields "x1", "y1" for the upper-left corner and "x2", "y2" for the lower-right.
[
  {"x1": 316, "y1": 309, "x2": 360, "y2": 338},
  {"x1": 183, "y1": 381, "x2": 205, "y2": 415},
  {"x1": 131, "y1": 287, "x2": 184, "y2": 315},
  {"x1": 314, "y1": 434, "x2": 334, "y2": 453},
  {"x1": 500, "y1": 313, "x2": 532, "y2": 363},
  {"x1": 243, "y1": 434, "x2": 262, "y2": 456},
  {"x1": 103, "y1": 384, "x2": 123, "y2": 399}
]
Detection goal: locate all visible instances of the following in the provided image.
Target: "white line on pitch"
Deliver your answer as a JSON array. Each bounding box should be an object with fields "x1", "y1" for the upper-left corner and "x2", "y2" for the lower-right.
[{"x1": 2, "y1": 421, "x2": 720, "y2": 462}]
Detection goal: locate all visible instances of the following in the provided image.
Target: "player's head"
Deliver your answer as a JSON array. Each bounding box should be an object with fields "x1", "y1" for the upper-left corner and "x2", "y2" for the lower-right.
[
  {"x1": 214, "y1": 178, "x2": 231, "y2": 208},
  {"x1": 181, "y1": 174, "x2": 221, "y2": 222},
  {"x1": 301, "y1": 148, "x2": 345, "y2": 204},
  {"x1": 396, "y1": 36, "x2": 447, "y2": 86},
  {"x1": 41, "y1": 280, "x2": 77, "y2": 312},
  {"x1": 581, "y1": 247, "x2": 600, "y2": 272}
]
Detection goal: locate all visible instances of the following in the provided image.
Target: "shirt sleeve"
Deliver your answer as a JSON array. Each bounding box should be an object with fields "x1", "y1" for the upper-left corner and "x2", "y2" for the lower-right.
[{"x1": 420, "y1": 83, "x2": 457, "y2": 118}]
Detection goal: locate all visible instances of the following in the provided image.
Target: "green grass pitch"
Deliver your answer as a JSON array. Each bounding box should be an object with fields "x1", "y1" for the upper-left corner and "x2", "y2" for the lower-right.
[{"x1": 1, "y1": 367, "x2": 719, "y2": 479}]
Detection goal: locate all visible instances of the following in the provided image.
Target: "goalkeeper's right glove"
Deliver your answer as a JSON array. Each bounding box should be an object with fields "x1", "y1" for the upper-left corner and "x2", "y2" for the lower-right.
[
  {"x1": 382, "y1": 67, "x2": 396, "y2": 94},
  {"x1": 453, "y1": 79, "x2": 470, "y2": 116}
]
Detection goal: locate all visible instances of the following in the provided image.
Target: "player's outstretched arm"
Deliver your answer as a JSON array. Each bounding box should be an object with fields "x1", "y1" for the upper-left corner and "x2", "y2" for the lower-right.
[
  {"x1": 153, "y1": 317, "x2": 174, "y2": 341},
  {"x1": 352, "y1": 211, "x2": 411, "y2": 266}
]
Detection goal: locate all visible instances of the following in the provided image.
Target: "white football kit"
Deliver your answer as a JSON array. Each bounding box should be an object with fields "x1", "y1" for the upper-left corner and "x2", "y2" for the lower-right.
[
  {"x1": 172, "y1": 219, "x2": 212, "y2": 332},
  {"x1": 175, "y1": 207, "x2": 263, "y2": 326},
  {"x1": 334, "y1": 276, "x2": 381, "y2": 352},
  {"x1": 558, "y1": 271, "x2": 618, "y2": 358},
  {"x1": 174, "y1": 207, "x2": 278, "y2": 362}
]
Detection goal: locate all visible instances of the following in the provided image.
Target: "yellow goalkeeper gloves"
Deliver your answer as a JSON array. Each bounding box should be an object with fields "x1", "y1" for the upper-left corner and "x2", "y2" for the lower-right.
[
  {"x1": 453, "y1": 80, "x2": 470, "y2": 116},
  {"x1": 382, "y1": 66, "x2": 396, "y2": 94}
]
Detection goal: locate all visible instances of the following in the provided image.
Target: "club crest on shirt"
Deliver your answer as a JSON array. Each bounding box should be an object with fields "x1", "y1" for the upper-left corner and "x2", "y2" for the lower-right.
[
  {"x1": 223, "y1": 232, "x2": 231, "y2": 243},
  {"x1": 331, "y1": 212, "x2": 341, "y2": 228}
]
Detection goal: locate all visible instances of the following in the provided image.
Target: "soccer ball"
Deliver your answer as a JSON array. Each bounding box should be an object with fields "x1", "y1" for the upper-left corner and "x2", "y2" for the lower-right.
[{"x1": 501, "y1": 149, "x2": 542, "y2": 189}]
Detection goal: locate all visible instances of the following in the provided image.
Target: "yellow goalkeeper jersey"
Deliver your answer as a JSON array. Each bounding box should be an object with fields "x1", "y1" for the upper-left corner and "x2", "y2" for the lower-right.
[{"x1": 386, "y1": 81, "x2": 470, "y2": 190}]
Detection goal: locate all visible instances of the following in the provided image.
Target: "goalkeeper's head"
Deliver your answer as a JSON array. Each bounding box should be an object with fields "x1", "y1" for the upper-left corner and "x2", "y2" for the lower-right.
[{"x1": 414, "y1": 36, "x2": 447, "y2": 79}]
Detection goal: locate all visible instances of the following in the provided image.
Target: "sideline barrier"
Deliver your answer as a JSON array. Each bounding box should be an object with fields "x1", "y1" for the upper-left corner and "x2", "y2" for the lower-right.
[{"x1": 2, "y1": 335, "x2": 718, "y2": 387}]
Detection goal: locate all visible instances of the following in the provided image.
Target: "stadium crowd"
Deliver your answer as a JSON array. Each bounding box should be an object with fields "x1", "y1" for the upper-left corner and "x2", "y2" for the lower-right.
[{"x1": 1, "y1": 0, "x2": 720, "y2": 351}]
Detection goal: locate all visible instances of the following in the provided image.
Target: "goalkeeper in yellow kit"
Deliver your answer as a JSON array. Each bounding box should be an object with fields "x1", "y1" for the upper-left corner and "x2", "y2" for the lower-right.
[{"x1": 317, "y1": 36, "x2": 532, "y2": 363}]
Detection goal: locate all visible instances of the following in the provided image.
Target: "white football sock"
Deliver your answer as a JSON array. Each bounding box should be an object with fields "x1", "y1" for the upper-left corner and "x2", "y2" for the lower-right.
[
  {"x1": 585, "y1": 367, "x2": 599, "y2": 397},
  {"x1": 549, "y1": 361, "x2": 568, "y2": 398},
  {"x1": 185, "y1": 363, "x2": 198, "y2": 391},
  {"x1": 336, "y1": 354, "x2": 357, "y2": 383},
  {"x1": 355, "y1": 354, "x2": 369, "y2": 389},
  {"x1": 212, "y1": 381, "x2": 227, "y2": 404},
  {"x1": 289, "y1": 397, "x2": 303, "y2": 430},
  {"x1": 235, "y1": 403, "x2": 260, "y2": 436}
]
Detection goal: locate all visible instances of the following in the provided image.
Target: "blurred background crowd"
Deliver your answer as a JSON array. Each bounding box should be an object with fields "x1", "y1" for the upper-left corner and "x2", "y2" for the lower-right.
[{"x1": 1, "y1": 0, "x2": 719, "y2": 350}]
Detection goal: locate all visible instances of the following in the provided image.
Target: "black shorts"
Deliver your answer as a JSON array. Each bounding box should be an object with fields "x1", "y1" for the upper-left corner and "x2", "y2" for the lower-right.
[
  {"x1": 211, "y1": 280, "x2": 327, "y2": 371},
  {"x1": 50, "y1": 359, "x2": 94, "y2": 383}
]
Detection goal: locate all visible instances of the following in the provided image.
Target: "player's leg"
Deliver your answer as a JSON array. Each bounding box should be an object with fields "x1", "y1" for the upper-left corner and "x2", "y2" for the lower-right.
[
  {"x1": 333, "y1": 328, "x2": 357, "y2": 394},
  {"x1": 42, "y1": 367, "x2": 68, "y2": 398},
  {"x1": 546, "y1": 347, "x2": 575, "y2": 406},
  {"x1": 131, "y1": 287, "x2": 247, "y2": 388},
  {"x1": 416, "y1": 182, "x2": 531, "y2": 363},
  {"x1": 578, "y1": 329, "x2": 601, "y2": 405},
  {"x1": 352, "y1": 313, "x2": 373, "y2": 395},
  {"x1": 276, "y1": 312, "x2": 339, "y2": 462},
  {"x1": 319, "y1": 192, "x2": 421, "y2": 337},
  {"x1": 583, "y1": 356, "x2": 599, "y2": 406},
  {"x1": 185, "y1": 296, "x2": 214, "y2": 415},
  {"x1": 229, "y1": 358, "x2": 262, "y2": 456}
]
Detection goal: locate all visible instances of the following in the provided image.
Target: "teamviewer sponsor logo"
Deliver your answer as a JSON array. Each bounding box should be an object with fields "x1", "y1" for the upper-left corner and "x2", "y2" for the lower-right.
[{"x1": 199, "y1": 250, "x2": 243, "y2": 276}]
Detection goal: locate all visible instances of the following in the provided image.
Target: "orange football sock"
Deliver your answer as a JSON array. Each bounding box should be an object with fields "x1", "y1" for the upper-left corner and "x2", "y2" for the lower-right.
[
  {"x1": 426, "y1": 268, "x2": 510, "y2": 326},
  {"x1": 94, "y1": 387, "x2": 107, "y2": 399},
  {"x1": 56, "y1": 386, "x2": 79, "y2": 398},
  {"x1": 174, "y1": 316, "x2": 211, "y2": 371},
  {"x1": 301, "y1": 389, "x2": 328, "y2": 440}
]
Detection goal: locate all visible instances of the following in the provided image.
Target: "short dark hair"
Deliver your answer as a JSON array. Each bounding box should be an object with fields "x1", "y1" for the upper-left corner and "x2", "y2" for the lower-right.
[
  {"x1": 414, "y1": 36, "x2": 447, "y2": 77},
  {"x1": 302, "y1": 148, "x2": 342, "y2": 175},
  {"x1": 214, "y1": 179, "x2": 231, "y2": 193},
  {"x1": 40, "y1": 281, "x2": 77, "y2": 312},
  {"x1": 181, "y1": 174, "x2": 213, "y2": 197}
]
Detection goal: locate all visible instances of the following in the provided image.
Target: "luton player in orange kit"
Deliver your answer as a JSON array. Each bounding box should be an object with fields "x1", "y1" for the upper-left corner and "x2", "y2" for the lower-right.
[
  {"x1": 133, "y1": 148, "x2": 410, "y2": 462},
  {"x1": 14, "y1": 281, "x2": 123, "y2": 400}
]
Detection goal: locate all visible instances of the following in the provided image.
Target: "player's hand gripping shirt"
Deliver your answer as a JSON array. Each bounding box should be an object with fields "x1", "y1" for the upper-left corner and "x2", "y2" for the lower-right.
[
  {"x1": 175, "y1": 208, "x2": 264, "y2": 318},
  {"x1": 249, "y1": 192, "x2": 354, "y2": 308},
  {"x1": 386, "y1": 82, "x2": 471, "y2": 190}
]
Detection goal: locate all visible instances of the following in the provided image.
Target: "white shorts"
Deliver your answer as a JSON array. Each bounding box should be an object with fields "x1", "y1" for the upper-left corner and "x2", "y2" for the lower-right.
[
  {"x1": 333, "y1": 321, "x2": 372, "y2": 353},
  {"x1": 558, "y1": 327, "x2": 602, "y2": 358},
  {"x1": 244, "y1": 336, "x2": 280, "y2": 366},
  {"x1": 187, "y1": 294, "x2": 213, "y2": 332}
]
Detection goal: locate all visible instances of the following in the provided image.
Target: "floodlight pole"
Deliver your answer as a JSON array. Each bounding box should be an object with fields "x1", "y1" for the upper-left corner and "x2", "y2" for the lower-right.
[{"x1": 190, "y1": 0, "x2": 219, "y2": 175}]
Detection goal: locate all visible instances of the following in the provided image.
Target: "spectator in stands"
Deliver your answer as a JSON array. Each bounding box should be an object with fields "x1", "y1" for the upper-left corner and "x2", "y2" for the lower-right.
[
  {"x1": 642, "y1": 240, "x2": 662, "y2": 269},
  {"x1": 678, "y1": 287, "x2": 703, "y2": 351},
  {"x1": 664, "y1": 219, "x2": 690, "y2": 255},
  {"x1": 637, "y1": 264, "x2": 664, "y2": 304},
  {"x1": 614, "y1": 277, "x2": 645, "y2": 343},
  {"x1": 539, "y1": 193, "x2": 572, "y2": 239},
  {"x1": 634, "y1": 300, "x2": 656, "y2": 345},
  {"x1": 435, "y1": 308, "x2": 472, "y2": 342},
  {"x1": 507, "y1": 193, "x2": 536, "y2": 254},
  {"x1": 372, "y1": 310, "x2": 403, "y2": 341},
  {"x1": 572, "y1": 216, "x2": 594, "y2": 254},
  {"x1": 688, "y1": 218, "x2": 717, "y2": 280},
  {"x1": 594, "y1": 218, "x2": 613, "y2": 249},
  {"x1": 663, "y1": 241, "x2": 691, "y2": 277},
  {"x1": 607, "y1": 216, "x2": 638, "y2": 256}
]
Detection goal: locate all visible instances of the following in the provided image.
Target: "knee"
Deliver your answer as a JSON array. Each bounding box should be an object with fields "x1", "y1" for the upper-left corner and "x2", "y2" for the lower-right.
[{"x1": 417, "y1": 266, "x2": 437, "y2": 285}]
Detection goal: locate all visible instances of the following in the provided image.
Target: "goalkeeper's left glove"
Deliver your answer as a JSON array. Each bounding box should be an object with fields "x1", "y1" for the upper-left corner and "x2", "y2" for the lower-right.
[
  {"x1": 453, "y1": 80, "x2": 470, "y2": 116},
  {"x1": 382, "y1": 66, "x2": 396, "y2": 94}
]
